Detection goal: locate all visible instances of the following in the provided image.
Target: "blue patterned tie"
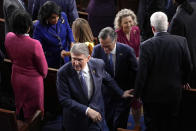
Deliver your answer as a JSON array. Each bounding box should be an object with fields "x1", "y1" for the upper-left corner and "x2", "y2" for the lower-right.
[
  {"x1": 79, "y1": 71, "x2": 88, "y2": 98},
  {"x1": 109, "y1": 53, "x2": 114, "y2": 77}
]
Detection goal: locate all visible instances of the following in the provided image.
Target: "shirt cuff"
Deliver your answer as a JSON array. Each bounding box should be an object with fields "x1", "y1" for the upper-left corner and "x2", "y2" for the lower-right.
[{"x1": 85, "y1": 107, "x2": 90, "y2": 115}]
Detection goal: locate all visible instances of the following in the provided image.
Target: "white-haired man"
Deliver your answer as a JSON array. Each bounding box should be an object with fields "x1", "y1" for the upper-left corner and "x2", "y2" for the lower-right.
[{"x1": 135, "y1": 12, "x2": 192, "y2": 131}]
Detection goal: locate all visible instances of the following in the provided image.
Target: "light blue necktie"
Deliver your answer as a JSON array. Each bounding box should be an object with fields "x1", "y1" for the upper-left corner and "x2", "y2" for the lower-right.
[
  {"x1": 109, "y1": 53, "x2": 114, "y2": 77},
  {"x1": 79, "y1": 71, "x2": 88, "y2": 98}
]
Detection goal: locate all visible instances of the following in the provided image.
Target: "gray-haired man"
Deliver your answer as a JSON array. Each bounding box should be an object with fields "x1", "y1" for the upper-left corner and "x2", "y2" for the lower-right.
[{"x1": 57, "y1": 43, "x2": 134, "y2": 131}]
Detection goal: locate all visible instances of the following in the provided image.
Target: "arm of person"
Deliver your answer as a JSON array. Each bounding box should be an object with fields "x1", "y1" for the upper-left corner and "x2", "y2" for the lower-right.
[
  {"x1": 134, "y1": 44, "x2": 150, "y2": 98},
  {"x1": 0, "y1": 49, "x2": 4, "y2": 63},
  {"x1": 127, "y1": 46, "x2": 138, "y2": 88},
  {"x1": 66, "y1": 0, "x2": 79, "y2": 24},
  {"x1": 34, "y1": 41, "x2": 48, "y2": 78},
  {"x1": 102, "y1": 63, "x2": 134, "y2": 98}
]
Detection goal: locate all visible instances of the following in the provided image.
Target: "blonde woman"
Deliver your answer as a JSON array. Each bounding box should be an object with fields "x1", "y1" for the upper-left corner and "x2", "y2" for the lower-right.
[
  {"x1": 72, "y1": 18, "x2": 94, "y2": 55},
  {"x1": 114, "y1": 9, "x2": 140, "y2": 57}
]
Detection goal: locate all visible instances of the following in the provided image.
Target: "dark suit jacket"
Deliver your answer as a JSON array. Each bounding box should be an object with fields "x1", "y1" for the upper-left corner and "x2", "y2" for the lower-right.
[
  {"x1": 137, "y1": 0, "x2": 168, "y2": 40},
  {"x1": 168, "y1": 2, "x2": 196, "y2": 71},
  {"x1": 28, "y1": 0, "x2": 78, "y2": 23},
  {"x1": 135, "y1": 32, "x2": 192, "y2": 103},
  {"x1": 3, "y1": 0, "x2": 26, "y2": 34},
  {"x1": 92, "y1": 42, "x2": 138, "y2": 92},
  {"x1": 57, "y1": 58, "x2": 123, "y2": 131}
]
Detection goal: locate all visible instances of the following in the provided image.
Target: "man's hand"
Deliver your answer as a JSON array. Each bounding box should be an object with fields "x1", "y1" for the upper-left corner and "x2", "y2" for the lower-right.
[
  {"x1": 86, "y1": 108, "x2": 102, "y2": 122},
  {"x1": 122, "y1": 89, "x2": 134, "y2": 98},
  {"x1": 183, "y1": 83, "x2": 191, "y2": 90}
]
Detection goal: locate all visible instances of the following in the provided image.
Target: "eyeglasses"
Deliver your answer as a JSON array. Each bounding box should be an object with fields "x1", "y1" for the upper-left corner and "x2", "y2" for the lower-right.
[{"x1": 71, "y1": 58, "x2": 84, "y2": 63}]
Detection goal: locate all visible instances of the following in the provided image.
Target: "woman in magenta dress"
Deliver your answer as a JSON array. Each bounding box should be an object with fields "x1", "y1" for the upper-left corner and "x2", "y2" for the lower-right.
[
  {"x1": 5, "y1": 10, "x2": 48, "y2": 121},
  {"x1": 114, "y1": 9, "x2": 140, "y2": 57}
]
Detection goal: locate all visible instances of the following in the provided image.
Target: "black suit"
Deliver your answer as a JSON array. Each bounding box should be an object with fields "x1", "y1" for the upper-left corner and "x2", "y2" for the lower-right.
[
  {"x1": 92, "y1": 43, "x2": 138, "y2": 131},
  {"x1": 3, "y1": 0, "x2": 26, "y2": 34},
  {"x1": 137, "y1": 0, "x2": 168, "y2": 41},
  {"x1": 168, "y1": 2, "x2": 196, "y2": 89},
  {"x1": 135, "y1": 32, "x2": 192, "y2": 131}
]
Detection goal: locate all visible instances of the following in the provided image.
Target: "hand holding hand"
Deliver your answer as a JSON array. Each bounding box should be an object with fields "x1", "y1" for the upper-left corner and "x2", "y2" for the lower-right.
[
  {"x1": 183, "y1": 83, "x2": 191, "y2": 90},
  {"x1": 122, "y1": 89, "x2": 134, "y2": 98},
  {"x1": 87, "y1": 108, "x2": 102, "y2": 122}
]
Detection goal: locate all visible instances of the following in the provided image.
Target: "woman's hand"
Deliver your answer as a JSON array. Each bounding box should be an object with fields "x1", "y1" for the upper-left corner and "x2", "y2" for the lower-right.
[{"x1": 61, "y1": 50, "x2": 70, "y2": 58}]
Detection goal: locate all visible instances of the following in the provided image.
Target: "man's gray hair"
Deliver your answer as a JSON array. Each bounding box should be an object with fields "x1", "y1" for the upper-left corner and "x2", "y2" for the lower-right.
[
  {"x1": 70, "y1": 43, "x2": 89, "y2": 57},
  {"x1": 98, "y1": 27, "x2": 117, "y2": 41},
  {"x1": 150, "y1": 12, "x2": 168, "y2": 32}
]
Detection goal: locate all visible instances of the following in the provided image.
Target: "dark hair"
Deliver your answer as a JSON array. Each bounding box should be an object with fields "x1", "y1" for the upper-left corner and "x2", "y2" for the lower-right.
[
  {"x1": 175, "y1": 0, "x2": 193, "y2": 14},
  {"x1": 11, "y1": 9, "x2": 32, "y2": 35},
  {"x1": 98, "y1": 27, "x2": 117, "y2": 41},
  {"x1": 38, "y1": 1, "x2": 61, "y2": 25}
]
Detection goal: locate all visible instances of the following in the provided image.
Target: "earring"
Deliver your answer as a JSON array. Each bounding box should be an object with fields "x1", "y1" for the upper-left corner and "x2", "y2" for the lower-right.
[{"x1": 46, "y1": 20, "x2": 48, "y2": 25}]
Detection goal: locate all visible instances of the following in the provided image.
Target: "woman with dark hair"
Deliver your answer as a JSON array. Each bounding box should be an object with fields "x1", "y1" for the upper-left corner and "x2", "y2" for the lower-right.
[
  {"x1": 5, "y1": 9, "x2": 48, "y2": 121},
  {"x1": 72, "y1": 18, "x2": 94, "y2": 55},
  {"x1": 33, "y1": 1, "x2": 74, "y2": 68}
]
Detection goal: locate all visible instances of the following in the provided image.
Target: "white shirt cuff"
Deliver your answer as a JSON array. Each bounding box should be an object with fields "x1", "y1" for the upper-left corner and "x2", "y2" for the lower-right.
[{"x1": 85, "y1": 107, "x2": 90, "y2": 115}]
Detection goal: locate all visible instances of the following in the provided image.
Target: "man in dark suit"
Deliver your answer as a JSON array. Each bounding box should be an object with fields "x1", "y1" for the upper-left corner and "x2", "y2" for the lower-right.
[
  {"x1": 3, "y1": 0, "x2": 26, "y2": 34},
  {"x1": 137, "y1": 0, "x2": 169, "y2": 41},
  {"x1": 92, "y1": 27, "x2": 138, "y2": 131},
  {"x1": 28, "y1": 0, "x2": 78, "y2": 24},
  {"x1": 135, "y1": 12, "x2": 192, "y2": 131},
  {"x1": 57, "y1": 43, "x2": 134, "y2": 131},
  {"x1": 168, "y1": 0, "x2": 196, "y2": 89}
]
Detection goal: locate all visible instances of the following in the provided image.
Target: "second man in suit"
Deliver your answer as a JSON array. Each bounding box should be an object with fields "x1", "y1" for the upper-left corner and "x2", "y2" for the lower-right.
[{"x1": 92, "y1": 27, "x2": 138, "y2": 131}]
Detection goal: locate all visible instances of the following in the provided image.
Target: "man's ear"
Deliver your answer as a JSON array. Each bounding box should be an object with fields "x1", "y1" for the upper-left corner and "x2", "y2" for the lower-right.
[{"x1": 151, "y1": 26, "x2": 156, "y2": 33}]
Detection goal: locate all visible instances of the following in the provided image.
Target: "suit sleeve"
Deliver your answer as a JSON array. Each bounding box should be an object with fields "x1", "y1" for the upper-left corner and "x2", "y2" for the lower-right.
[
  {"x1": 63, "y1": 13, "x2": 74, "y2": 45},
  {"x1": 134, "y1": 44, "x2": 150, "y2": 98},
  {"x1": 33, "y1": 23, "x2": 44, "y2": 45},
  {"x1": 56, "y1": 70, "x2": 88, "y2": 116},
  {"x1": 127, "y1": 47, "x2": 138, "y2": 88},
  {"x1": 0, "y1": 49, "x2": 4, "y2": 63},
  {"x1": 34, "y1": 41, "x2": 48, "y2": 78},
  {"x1": 182, "y1": 38, "x2": 193, "y2": 84},
  {"x1": 66, "y1": 0, "x2": 79, "y2": 24},
  {"x1": 91, "y1": 45, "x2": 97, "y2": 58}
]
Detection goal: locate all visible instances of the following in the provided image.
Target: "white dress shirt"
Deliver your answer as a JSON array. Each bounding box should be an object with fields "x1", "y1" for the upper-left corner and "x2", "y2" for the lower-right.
[
  {"x1": 77, "y1": 64, "x2": 94, "y2": 100},
  {"x1": 109, "y1": 44, "x2": 116, "y2": 75}
]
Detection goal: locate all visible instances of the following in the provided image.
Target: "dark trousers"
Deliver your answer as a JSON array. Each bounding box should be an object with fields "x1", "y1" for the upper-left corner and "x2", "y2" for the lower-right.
[
  {"x1": 143, "y1": 101, "x2": 181, "y2": 131},
  {"x1": 105, "y1": 99, "x2": 131, "y2": 131}
]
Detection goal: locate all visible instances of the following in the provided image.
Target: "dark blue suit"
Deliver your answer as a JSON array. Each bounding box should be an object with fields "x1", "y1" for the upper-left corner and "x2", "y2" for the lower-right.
[
  {"x1": 135, "y1": 32, "x2": 192, "y2": 131},
  {"x1": 28, "y1": 0, "x2": 79, "y2": 23},
  {"x1": 33, "y1": 12, "x2": 74, "y2": 68},
  {"x1": 57, "y1": 58, "x2": 124, "y2": 131},
  {"x1": 3, "y1": 0, "x2": 26, "y2": 34},
  {"x1": 92, "y1": 42, "x2": 138, "y2": 130}
]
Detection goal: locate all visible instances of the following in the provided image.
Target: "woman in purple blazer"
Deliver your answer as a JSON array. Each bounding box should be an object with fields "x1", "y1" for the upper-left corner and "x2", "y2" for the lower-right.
[
  {"x1": 114, "y1": 9, "x2": 140, "y2": 58},
  {"x1": 87, "y1": 0, "x2": 116, "y2": 37},
  {"x1": 5, "y1": 10, "x2": 48, "y2": 121}
]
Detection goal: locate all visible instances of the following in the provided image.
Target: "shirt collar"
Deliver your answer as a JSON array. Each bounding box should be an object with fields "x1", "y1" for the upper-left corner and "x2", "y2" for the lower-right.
[
  {"x1": 176, "y1": 4, "x2": 182, "y2": 12},
  {"x1": 77, "y1": 64, "x2": 89, "y2": 74},
  {"x1": 110, "y1": 43, "x2": 116, "y2": 55}
]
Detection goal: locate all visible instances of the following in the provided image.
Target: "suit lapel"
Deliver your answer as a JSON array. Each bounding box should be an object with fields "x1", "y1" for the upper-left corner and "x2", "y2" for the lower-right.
[
  {"x1": 115, "y1": 43, "x2": 122, "y2": 76},
  {"x1": 69, "y1": 65, "x2": 88, "y2": 101},
  {"x1": 87, "y1": 60, "x2": 97, "y2": 102}
]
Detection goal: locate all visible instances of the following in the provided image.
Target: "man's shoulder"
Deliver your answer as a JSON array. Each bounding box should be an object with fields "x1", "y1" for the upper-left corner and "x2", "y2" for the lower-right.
[
  {"x1": 116, "y1": 42, "x2": 134, "y2": 52},
  {"x1": 58, "y1": 62, "x2": 72, "y2": 75}
]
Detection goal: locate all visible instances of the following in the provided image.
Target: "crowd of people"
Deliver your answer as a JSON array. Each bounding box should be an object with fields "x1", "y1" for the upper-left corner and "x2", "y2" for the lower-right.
[{"x1": 1, "y1": 0, "x2": 196, "y2": 131}]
